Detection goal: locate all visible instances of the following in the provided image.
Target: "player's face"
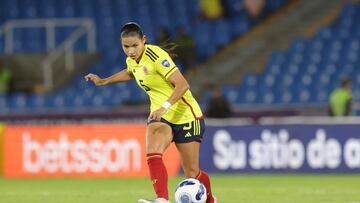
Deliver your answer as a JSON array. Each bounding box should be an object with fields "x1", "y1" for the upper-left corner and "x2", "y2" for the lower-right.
[{"x1": 121, "y1": 36, "x2": 146, "y2": 61}]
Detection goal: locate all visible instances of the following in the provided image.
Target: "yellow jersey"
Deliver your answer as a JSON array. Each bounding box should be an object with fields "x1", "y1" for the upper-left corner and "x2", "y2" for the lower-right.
[{"x1": 126, "y1": 44, "x2": 203, "y2": 124}]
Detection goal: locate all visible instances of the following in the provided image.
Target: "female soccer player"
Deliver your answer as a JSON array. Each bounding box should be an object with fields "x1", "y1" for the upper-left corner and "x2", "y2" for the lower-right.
[{"x1": 85, "y1": 22, "x2": 216, "y2": 203}]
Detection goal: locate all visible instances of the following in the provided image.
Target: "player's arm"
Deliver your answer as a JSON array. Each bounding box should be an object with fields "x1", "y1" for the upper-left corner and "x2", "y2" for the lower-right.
[
  {"x1": 166, "y1": 69, "x2": 189, "y2": 105},
  {"x1": 84, "y1": 69, "x2": 133, "y2": 86},
  {"x1": 148, "y1": 69, "x2": 189, "y2": 122}
]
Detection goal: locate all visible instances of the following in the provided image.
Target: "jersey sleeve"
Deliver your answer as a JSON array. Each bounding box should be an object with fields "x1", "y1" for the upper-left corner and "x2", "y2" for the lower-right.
[{"x1": 152, "y1": 46, "x2": 178, "y2": 79}]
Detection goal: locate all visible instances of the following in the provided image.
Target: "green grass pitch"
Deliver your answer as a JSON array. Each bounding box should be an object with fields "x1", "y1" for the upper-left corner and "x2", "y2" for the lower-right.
[{"x1": 0, "y1": 175, "x2": 359, "y2": 203}]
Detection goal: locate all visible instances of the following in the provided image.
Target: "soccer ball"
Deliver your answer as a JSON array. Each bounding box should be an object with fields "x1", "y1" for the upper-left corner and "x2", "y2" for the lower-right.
[{"x1": 174, "y1": 178, "x2": 207, "y2": 203}]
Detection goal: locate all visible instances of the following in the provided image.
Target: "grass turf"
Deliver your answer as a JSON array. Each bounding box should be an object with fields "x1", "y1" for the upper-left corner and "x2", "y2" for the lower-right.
[{"x1": 0, "y1": 175, "x2": 359, "y2": 203}]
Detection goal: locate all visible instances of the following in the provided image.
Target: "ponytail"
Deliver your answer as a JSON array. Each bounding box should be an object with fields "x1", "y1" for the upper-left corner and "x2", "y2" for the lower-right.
[{"x1": 159, "y1": 39, "x2": 178, "y2": 59}]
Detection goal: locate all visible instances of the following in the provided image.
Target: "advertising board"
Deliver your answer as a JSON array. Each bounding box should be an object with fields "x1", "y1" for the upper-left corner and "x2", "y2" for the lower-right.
[
  {"x1": 3, "y1": 124, "x2": 181, "y2": 177},
  {"x1": 201, "y1": 124, "x2": 360, "y2": 173}
]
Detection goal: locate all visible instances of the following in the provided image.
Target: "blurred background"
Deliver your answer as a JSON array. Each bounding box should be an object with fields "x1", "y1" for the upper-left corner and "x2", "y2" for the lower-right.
[
  {"x1": 0, "y1": 0, "x2": 358, "y2": 120},
  {"x1": 0, "y1": 0, "x2": 360, "y2": 202}
]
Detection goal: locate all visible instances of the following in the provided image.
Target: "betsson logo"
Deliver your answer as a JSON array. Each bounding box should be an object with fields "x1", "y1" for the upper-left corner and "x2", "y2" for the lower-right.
[{"x1": 22, "y1": 132, "x2": 142, "y2": 174}]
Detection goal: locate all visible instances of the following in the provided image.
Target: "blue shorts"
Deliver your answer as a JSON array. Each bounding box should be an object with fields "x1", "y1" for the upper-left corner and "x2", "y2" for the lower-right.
[{"x1": 148, "y1": 118, "x2": 205, "y2": 143}]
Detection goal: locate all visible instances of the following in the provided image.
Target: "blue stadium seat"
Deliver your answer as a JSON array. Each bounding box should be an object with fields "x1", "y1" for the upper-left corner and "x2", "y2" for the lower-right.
[
  {"x1": 223, "y1": 0, "x2": 244, "y2": 17},
  {"x1": 0, "y1": 95, "x2": 8, "y2": 111},
  {"x1": 50, "y1": 95, "x2": 66, "y2": 108},
  {"x1": 24, "y1": 28, "x2": 46, "y2": 52},
  {"x1": 8, "y1": 93, "x2": 27, "y2": 110},
  {"x1": 0, "y1": 0, "x2": 290, "y2": 111},
  {"x1": 0, "y1": 38, "x2": 4, "y2": 54},
  {"x1": 242, "y1": 73, "x2": 258, "y2": 88},
  {"x1": 27, "y1": 94, "x2": 47, "y2": 109},
  {"x1": 71, "y1": 94, "x2": 90, "y2": 107},
  {"x1": 281, "y1": 91, "x2": 294, "y2": 104},
  {"x1": 258, "y1": 87, "x2": 275, "y2": 104},
  {"x1": 55, "y1": 26, "x2": 77, "y2": 47},
  {"x1": 289, "y1": 38, "x2": 306, "y2": 53},
  {"x1": 185, "y1": 0, "x2": 201, "y2": 17},
  {"x1": 193, "y1": 22, "x2": 216, "y2": 59},
  {"x1": 21, "y1": 0, "x2": 38, "y2": 19},
  {"x1": 55, "y1": 0, "x2": 75, "y2": 18},
  {"x1": 213, "y1": 20, "x2": 231, "y2": 48},
  {"x1": 266, "y1": 0, "x2": 286, "y2": 12},
  {"x1": 312, "y1": 89, "x2": 328, "y2": 103},
  {"x1": 265, "y1": 63, "x2": 281, "y2": 75},
  {"x1": 12, "y1": 29, "x2": 24, "y2": 53},
  {"x1": 222, "y1": 85, "x2": 239, "y2": 104},
  {"x1": 4, "y1": 0, "x2": 20, "y2": 19},
  {"x1": 229, "y1": 16, "x2": 250, "y2": 38},
  {"x1": 225, "y1": 5, "x2": 360, "y2": 108}
]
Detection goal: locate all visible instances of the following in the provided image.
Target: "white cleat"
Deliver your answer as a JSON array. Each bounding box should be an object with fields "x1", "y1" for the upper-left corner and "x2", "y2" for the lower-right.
[
  {"x1": 138, "y1": 198, "x2": 170, "y2": 203},
  {"x1": 213, "y1": 196, "x2": 218, "y2": 203}
]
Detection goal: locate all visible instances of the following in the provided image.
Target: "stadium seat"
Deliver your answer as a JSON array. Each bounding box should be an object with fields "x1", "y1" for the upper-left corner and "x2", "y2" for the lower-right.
[
  {"x1": 27, "y1": 94, "x2": 47, "y2": 109},
  {"x1": 8, "y1": 93, "x2": 27, "y2": 110},
  {"x1": 3, "y1": 0, "x2": 20, "y2": 19},
  {"x1": 223, "y1": 3, "x2": 360, "y2": 108},
  {"x1": 0, "y1": 38, "x2": 4, "y2": 54},
  {"x1": 0, "y1": 95, "x2": 7, "y2": 111},
  {"x1": 213, "y1": 20, "x2": 231, "y2": 48},
  {"x1": 229, "y1": 16, "x2": 250, "y2": 38},
  {"x1": 0, "y1": 0, "x2": 290, "y2": 111},
  {"x1": 55, "y1": 0, "x2": 75, "y2": 18}
]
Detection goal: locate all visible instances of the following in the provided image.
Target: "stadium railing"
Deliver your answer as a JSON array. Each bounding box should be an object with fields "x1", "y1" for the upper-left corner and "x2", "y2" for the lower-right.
[{"x1": 0, "y1": 18, "x2": 96, "y2": 89}]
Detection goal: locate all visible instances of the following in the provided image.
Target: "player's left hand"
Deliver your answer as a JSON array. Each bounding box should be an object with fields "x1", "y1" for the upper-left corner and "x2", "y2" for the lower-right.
[{"x1": 148, "y1": 108, "x2": 167, "y2": 122}]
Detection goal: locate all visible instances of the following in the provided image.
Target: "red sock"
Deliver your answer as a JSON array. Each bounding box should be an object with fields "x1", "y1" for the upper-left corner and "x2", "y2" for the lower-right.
[
  {"x1": 196, "y1": 170, "x2": 215, "y2": 203},
  {"x1": 146, "y1": 153, "x2": 168, "y2": 200}
]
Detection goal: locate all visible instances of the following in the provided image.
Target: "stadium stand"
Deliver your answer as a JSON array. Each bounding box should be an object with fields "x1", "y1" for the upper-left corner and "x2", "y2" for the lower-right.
[
  {"x1": 214, "y1": 3, "x2": 359, "y2": 109},
  {"x1": 0, "y1": 0, "x2": 287, "y2": 113}
]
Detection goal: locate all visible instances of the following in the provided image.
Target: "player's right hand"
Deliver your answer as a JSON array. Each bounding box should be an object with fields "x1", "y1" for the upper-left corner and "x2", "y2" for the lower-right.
[{"x1": 84, "y1": 73, "x2": 104, "y2": 86}]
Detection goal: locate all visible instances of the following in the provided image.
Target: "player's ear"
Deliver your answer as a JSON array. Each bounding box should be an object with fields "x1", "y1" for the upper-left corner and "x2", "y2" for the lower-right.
[{"x1": 142, "y1": 35, "x2": 147, "y2": 44}]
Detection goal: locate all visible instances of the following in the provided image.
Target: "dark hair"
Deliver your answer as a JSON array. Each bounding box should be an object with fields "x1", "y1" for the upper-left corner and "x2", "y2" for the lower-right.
[
  {"x1": 159, "y1": 39, "x2": 178, "y2": 59},
  {"x1": 120, "y1": 22, "x2": 144, "y2": 38},
  {"x1": 120, "y1": 22, "x2": 177, "y2": 58},
  {"x1": 341, "y1": 79, "x2": 352, "y2": 87}
]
